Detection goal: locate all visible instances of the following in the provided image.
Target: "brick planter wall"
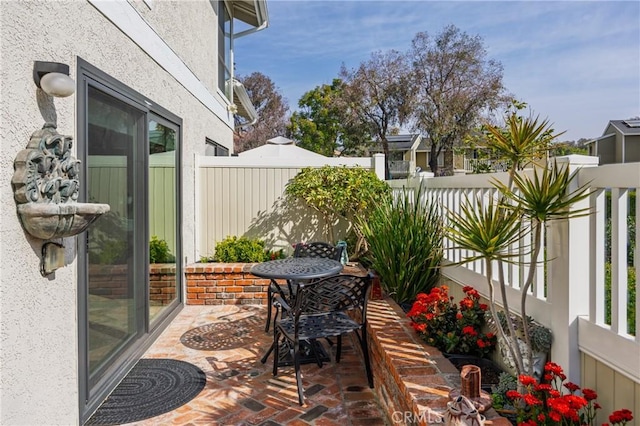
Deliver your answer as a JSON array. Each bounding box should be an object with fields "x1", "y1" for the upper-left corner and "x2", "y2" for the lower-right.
[
  {"x1": 185, "y1": 263, "x2": 271, "y2": 305},
  {"x1": 367, "y1": 296, "x2": 510, "y2": 426},
  {"x1": 88, "y1": 264, "x2": 176, "y2": 305},
  {"x1": 149, "y1": 264, "x2": 177, "y2": 305}
]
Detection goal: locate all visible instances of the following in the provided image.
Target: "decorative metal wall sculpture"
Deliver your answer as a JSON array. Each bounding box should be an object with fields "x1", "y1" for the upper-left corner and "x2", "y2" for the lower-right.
[{"x1": 12, "y1": 122, "x2": 110, "y2": 240}]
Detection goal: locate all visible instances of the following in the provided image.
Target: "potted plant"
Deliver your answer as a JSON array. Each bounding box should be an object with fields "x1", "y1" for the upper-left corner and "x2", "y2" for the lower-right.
[
  {"x1": 447, "y1": 106, "x2": 591, "y2": 386},
  {"x1": 487, "y1": 311, "x2": 552, "y2": 381}
]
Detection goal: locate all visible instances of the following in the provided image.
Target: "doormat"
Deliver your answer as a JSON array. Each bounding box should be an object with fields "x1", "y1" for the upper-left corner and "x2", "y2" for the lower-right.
[{"x1": 85, "y1": 358, "x2": 206, "y2": 425}]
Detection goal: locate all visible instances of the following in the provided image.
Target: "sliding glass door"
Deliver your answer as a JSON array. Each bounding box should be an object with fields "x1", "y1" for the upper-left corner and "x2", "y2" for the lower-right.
[
  {"x1": 85, "y1": 85, "x2": 145, "y2": 386},
  {"x1": 78, "y1": 59, "x2": 182, "y2": 422}
]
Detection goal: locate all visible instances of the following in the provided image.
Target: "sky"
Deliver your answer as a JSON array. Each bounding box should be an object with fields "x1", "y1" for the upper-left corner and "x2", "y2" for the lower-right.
[{"x1": 234, "y1": 0, "x2": 640, "y2": 142}]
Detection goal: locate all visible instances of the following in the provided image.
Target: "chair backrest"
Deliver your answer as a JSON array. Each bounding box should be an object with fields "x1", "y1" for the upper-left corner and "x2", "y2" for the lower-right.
[
  {"x1": 294, "y1": 273, "x2": 372, "y2": 320},
  {"x1": 293, "y1": 241, "x2": 344, "y2": 262}
]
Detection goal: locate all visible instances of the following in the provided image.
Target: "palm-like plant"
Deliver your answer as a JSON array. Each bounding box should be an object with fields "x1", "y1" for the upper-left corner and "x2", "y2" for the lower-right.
[{"x1": 448, "y1": 112, "x2": 591, "y2": 382}]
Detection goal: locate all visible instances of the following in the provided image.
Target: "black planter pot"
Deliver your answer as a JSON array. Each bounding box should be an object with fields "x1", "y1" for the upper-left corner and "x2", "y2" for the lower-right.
[{"x1": 443, "y1": 353, "x2": 505, "y2": 392}]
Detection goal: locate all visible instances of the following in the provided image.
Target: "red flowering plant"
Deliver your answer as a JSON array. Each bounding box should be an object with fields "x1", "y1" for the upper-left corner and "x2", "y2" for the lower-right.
[
  {"x1": 506, "y1": 361, "x2": 634, "y2": 426},
  {"x1": 407, "y1": 285, "x2": 496, "y2": 357}
]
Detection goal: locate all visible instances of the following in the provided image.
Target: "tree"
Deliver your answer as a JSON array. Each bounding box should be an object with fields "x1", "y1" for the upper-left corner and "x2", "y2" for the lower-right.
[
  {"x1": 234, "y1": 72, "x2": 289, "y2": 153},
  {"x1": 410, "y1": 25, "x2": 507, "y2": 176},
  {"x1": 288, "y1": 79, "x2": 372, "y2": 157},
  {"x1": 339, "y1": 50, "x2": 413, "y2": 179}
]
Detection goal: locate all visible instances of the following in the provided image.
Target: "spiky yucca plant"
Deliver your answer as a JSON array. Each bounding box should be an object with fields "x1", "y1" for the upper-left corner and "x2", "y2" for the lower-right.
[{"x1": 448, "y1": 111, "x2": 591, "y2": 382}]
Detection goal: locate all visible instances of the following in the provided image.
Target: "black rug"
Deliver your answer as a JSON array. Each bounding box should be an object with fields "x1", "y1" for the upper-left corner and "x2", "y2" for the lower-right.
[{"x1": 86, "y1": 359, "x2": 206, "y2": 425}]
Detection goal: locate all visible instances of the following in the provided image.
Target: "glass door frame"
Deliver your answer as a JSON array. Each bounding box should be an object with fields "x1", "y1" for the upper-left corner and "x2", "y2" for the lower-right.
[{"x1": 76, "y1": 58, "x2": 183, "y2": 423}]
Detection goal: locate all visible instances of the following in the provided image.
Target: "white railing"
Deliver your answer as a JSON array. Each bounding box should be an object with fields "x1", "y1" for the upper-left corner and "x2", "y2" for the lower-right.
[
  {"x1": 463, "y1": 158, "x2": 511, "y2": 173},
  {"x1": 391, "y1": 156, "x2": 639, "y2": 388}
]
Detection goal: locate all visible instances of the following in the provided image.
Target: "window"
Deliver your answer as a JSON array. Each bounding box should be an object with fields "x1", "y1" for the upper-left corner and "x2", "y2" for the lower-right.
[
  {"x1": 206, "y1": 138, "x2": 229, "y2": 156},
  {"x1": 218, "y1": 1, "x2": 232, "y2": 97}
]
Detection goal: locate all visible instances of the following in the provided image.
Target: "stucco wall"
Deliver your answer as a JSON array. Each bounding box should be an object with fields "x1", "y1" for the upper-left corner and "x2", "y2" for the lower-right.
[
  {"x1": 0, "y1": 1, "x2": 232, "y2": 424},
  {"x1": 128, "y1": 0, "x2": 220, "y2": 95}
]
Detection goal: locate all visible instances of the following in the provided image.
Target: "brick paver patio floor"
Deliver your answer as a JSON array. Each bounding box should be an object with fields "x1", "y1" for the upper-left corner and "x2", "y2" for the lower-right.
[{"x1": 122, "y1": 305, "x2": 390, "y2": 425}]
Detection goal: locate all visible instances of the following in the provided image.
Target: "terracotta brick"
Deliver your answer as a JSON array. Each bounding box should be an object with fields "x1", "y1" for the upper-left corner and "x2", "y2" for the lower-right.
[{"x1": 198, "y1": 293, "x2": 217, "y2": 299}]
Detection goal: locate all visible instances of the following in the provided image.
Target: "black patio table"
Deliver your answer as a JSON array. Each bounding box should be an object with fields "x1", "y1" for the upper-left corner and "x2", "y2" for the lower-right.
[
  {"x1": 251, "y1": 257, "x2": 344, "y2": 365},
  {"x1": 251, "y1": 257, "x2": 344, "y2": 282}
]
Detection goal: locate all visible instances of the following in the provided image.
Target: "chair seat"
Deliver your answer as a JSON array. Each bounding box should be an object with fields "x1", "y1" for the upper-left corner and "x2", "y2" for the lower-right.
[{"x1": 277, "y1": 311, "x2": 360, "y2": 341}]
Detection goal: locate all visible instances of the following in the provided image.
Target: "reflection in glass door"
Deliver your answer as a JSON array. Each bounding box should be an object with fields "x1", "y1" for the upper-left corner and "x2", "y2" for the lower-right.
[
  {"x1": 148, "y1": 116, "x2": 179, "y2": 324},
  {"x1": 78, "y1": 61, "x2": 183, "y2": 422},
  {"x1": 85, "y1": 86, "x2": 145, "y2": 385}
]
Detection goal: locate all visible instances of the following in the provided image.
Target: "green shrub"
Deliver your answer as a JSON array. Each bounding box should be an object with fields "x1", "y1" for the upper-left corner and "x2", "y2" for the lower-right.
[
  {"x1": 203, "y1": 236, "x2": 282, "y2": 263},
  {"x1": 150, "y1": 236, "x2": 174, "y2": 263},
  {"x1": 98, "y1": 240, "x2": 127, "y2": 265},
  {"x1": 605, "y1": 262, "x2": 636, "y2": 335},
  {"x1": 358, "y1": 185, "x2": 444, "y2": 305},
  {"x1": 285, "y1": 165, "x2": 390, "y2": 259},
  {"x1": 604, "y1": 189, "x2": 635, "y2": 265}
]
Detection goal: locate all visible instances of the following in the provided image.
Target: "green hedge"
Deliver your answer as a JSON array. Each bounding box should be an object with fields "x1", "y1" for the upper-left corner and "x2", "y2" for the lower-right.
[{"x1": 605, "y1": 262, "x2": 636, "y2": 335}]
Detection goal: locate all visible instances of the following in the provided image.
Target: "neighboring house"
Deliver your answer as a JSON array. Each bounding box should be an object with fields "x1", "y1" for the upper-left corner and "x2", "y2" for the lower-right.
[
  {"x1": 0, "y1": 1, "x2": 268, "y2": 424},
  {"x1": 369, "y1": 134, "x2": 439, "y2": 178},
  {"x1": 586, "y1": 119, "x2": 640, "y2": 165}
]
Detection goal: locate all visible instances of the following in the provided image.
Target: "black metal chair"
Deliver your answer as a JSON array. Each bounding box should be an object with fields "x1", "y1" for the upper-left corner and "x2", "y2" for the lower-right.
[
  {"x1": 293, "y1": 241, "x2": 344, "y2": 260},
  {"x1": 264, "y1": 242, "x2": 344, "y2": 332},
  {"x1": 271, "y1": 273, "x2": 373, "y2": 405}
]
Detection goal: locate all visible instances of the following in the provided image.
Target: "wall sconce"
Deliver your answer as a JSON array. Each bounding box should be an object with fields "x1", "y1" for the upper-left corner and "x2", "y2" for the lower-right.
[{"x1": 33, "y1": 61, "x2": 75, "y2": 97}]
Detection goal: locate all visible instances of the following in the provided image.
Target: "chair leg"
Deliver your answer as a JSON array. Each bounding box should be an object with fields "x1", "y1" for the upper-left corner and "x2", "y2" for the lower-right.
[
  {"x1": 336, "y1": 335, "x2": 342, "y2": 363},
  {"x1": 293, "y1": 340, "x2": 304, "y2": 405},
  {"x1": 272, "y1": 330, "x2": 280, "y2": 376},
  {"x1": 265, "y1": 286, "x2": 272, "y2": 332},
  {"x1": 360, "y1": 327, "x2": 374, "y2": 388},
  {"x1": 260, "y1": 341, "x2": 274, "y2": 364}
]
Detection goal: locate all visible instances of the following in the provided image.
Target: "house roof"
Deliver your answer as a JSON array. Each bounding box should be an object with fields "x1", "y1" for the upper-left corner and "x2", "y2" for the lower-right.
[
  {"x1": 372, "y1": 134, "x2": 425, "y2": 152},
  {"x1": 609, "y1": 120, "x2": 640, "y2": 136},
  {"x1": 238, "y1": 137, "x2": 327, "y2": 159}
]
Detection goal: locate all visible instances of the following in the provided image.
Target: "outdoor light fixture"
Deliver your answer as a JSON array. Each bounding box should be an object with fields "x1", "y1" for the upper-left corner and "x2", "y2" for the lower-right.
[{"x1": 33, "y1": 61, "x2": 75, "y2": 97}]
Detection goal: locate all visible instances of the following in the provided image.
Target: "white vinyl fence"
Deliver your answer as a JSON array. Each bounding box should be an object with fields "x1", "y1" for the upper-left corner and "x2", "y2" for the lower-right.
[
  {"x1": 390, "y1": 155, "x2": 640, "y2": 420},
  {"x1": 195, "y1": 154, "x2": 385, "y2": 259}
]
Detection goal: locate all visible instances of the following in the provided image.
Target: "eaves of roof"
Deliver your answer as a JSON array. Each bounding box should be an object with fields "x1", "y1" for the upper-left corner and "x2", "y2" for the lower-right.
[{"x1": 232, "y1": 0, "x2": 269, "y2": 31}]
